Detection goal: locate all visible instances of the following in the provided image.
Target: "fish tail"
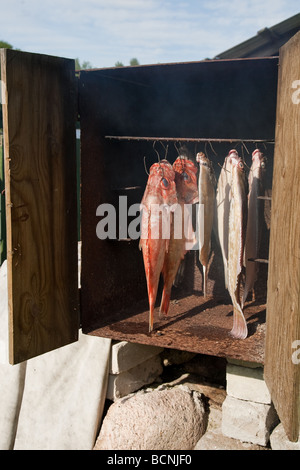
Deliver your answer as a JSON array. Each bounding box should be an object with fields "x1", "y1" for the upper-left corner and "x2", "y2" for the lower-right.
[
  {"x1": 230, "y1": 306, "x2": 248, "y2": 339},
  {"x1": 148, "y1": 285, "x2": 157, "y2": 333},
  {"x1": 242, "y1": 262, "x2": 257, "y2": 308},
  {"x1": 159, "y1": 287, "x2": 171, "y2": 317},
  {"x1": 203, "y1": 265, "x2": 208, "y2": 298},
  {"x1": 148, "y1": 293, "x2": 155, "y2": 332},
  {"x1": 241, "y1": 286, "x2": 248, "y2": 309}
]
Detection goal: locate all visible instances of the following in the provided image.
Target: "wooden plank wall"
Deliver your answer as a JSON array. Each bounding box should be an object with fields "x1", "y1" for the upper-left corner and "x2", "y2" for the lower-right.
[
  {"x1": 0, "y1": 131, "x2": 6, "y2": 264},
  {"x1": 265, "y1": 31, "x2": 300, "y2": 442},
  {"x1": 1, "y1": 49, "x2": 79, "y2": 364}
]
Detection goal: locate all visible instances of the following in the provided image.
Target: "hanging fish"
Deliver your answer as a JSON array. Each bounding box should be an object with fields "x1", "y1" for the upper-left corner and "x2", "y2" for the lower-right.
[
  {"x1": 139, "y1": 159, "x2": 178, "y2": 332},
  {"x1": 197, "y1": 152, "x2": 216, "y2": 298},
  {"x1": 227, "y1": 152, "x2": 248, "y2": 339},
  {"x1": 242, "y1": 149, "x2": 267, "y2": 307},
  {"x1": 215, "y1": 150, "x2": 237, "y2": 287},
  {"x1": 159, "y1": 156, "x2": 198, "y2": 317}
]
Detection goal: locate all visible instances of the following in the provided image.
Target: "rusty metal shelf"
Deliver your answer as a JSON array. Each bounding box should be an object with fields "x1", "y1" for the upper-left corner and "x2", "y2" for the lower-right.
[{"x1": 86, "y1": 294, "x2": 266, "y2": 364}]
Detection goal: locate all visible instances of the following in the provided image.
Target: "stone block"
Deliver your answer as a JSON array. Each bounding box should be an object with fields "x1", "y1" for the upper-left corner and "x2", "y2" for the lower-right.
[
  {"x1": 0, "y1": 361, "x2": 27, "y2": 450},
  {"x1": 270, "y1": 423, "x2": 300, "y2": 450},
  {"x1": 194, "y1": 430, "x2": 268, "y2": 450},
  {"x1": 13, "y1": 331, "x2": 112, "y2": 450},
  {"x1": 0, "y1": 260, "x2": 8, "y2": 364},
  {"x1": 226, "y1": 362, "x2": 271, "y2": 404},
  {"x1": 222, "y1": 395, "x2": 279, "y2": 446},
  {"x1": 107, "y1": 354, "x2": 163, "y2": 400},
  {"x1": 110, "y1": 341, "x2": 163, "y2": 374}
]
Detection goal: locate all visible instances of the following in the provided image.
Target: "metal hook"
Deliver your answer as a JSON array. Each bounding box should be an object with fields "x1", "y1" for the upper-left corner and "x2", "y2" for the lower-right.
[
  {"x1": 153, "y1": 140, "x2": 161, "y2": 163},
  {"x1": 217, "y1": 161, "x2": 230, "y2": 173},
  {"x1": 143, "y1": 155, "x2": 149, "y2": 176},
  {"x1": 241, "y1": 141, "x2": 250, "y2": 155},
  {"x1": 208, "y1": 140, "x2": 218, "y2": 157},
  {"x1": 174, "y1": 141, "x2": 180, "y2": 155},
  {"x1": 159, "y1": 140, "x2": 169, "y2": 159},
  {"x1": 153, "y1": 140, "x2": 165, "y2": 176}
]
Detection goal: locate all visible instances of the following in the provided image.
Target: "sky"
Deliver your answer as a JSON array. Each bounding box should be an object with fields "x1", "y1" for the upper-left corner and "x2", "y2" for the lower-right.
[{"x1": 0, "y1": 0, "x2": 299, "y2": 68}]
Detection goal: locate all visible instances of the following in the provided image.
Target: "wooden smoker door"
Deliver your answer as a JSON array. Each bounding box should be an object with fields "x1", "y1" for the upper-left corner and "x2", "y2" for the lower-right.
[
  {"x1": 0, "y1": 49, "x2": 79, "y2": 364},
  {"x1": 265, "y1": 31, "x2": 300, "y2": 442}
]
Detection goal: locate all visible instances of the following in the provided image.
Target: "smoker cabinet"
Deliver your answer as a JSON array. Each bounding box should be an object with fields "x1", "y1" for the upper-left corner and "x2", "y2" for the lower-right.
[{"x1": 1, "y1": 31, "x2": 299, "y2": 441}]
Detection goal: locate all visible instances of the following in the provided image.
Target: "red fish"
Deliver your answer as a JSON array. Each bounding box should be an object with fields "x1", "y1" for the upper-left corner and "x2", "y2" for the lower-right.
[
  {"x1": 159, "y1": 157, "x2": 198, "y2": 318},
  {"x1": 140, "y1": 160, "x2": 178, "y2": 332}
]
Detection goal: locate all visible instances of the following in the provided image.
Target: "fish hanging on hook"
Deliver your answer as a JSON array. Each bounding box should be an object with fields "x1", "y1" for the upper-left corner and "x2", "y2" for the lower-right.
[
  {"x1": 227, "y1": 150, "x2": 248, "y2": 339},
  {"x1": 242, "y1": 149, "x2": 267, "y2": 307},
  {"x1": 215, "y1": 150, "x2": 236, "y2": 288},
  {"x1": 160, "y1": 156, "x2": 198, "y2": 318},
  {"x1": 197, "y1": 152, "x2": 216, "y2": 298},
  {"x1": 139, "y1": 159, "x2": 177, "y2": 332}
]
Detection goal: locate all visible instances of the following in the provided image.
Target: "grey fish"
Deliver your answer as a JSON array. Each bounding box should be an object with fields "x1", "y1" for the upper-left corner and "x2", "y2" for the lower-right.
[
  {"x1": 227, "y1": 152, "x2": 248, "y2": 339},
  {"x1": 215, "y1": 150, "x2": 237, "y2": 288},
  {"x1": 242, "y1": 149, "x2": 266, "y2": 307},
  {"x1": 197, "y1": 152, "x2": 216, "y2": 298}
]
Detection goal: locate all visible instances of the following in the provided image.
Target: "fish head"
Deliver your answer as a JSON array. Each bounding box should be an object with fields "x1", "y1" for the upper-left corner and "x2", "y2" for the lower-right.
[
  {"x1": 196, "y1": 152, "x2": 209, "y2": 164},
  {"x1": 230, "y1": 155, "x2": 248, "y2": 197},
  {"x1": 231, "y1": 156, "x2": 245, "y2": 173},
  {"x1": 173, "y1": 156, "x2": 199, "y2": 203},
  {"x1": 197, "y1": 152, "x2": 217, "y2": 188},
  {"x1": 251, "y1": 149, "x2": 267, "y2": 176},
  {"x1": 228, "y1": 149, "x2": 240, "y2": 163},
  {"x1": 142, "y1": 160, "x2": 178, "y2": 207}
]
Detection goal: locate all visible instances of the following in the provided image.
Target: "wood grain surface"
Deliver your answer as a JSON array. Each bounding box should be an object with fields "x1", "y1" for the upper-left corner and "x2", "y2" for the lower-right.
[
  {"x1": 1, "y1": 49, "x2": 79, "y2": 364},
  {"x1": 265, "y1": 31, "x2": 300, "y2": 442}
]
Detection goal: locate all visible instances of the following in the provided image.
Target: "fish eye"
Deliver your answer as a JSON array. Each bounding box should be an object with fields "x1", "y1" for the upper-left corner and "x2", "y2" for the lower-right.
[
  {"x1": 182, "y1": 172, "x2": 189, "y2": 181},
  {"x1": 161, "y1": 177, "x2": 169, "y2": 188},
  {"x1": 238, "y1": 161, "x2": 244, "y2": 169},
  {"x1": 261, "y1": 161, "x2": 266, "y2": 169}
]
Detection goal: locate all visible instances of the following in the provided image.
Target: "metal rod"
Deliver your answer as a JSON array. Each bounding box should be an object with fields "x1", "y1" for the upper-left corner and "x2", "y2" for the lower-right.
[
  {"x1": 105, "y1": 135, "x2": 275, "y2": 144},
  {"x1": 248, "y1": 258, "x2": 269, "y2": 264},
  {"x1": 257, "y1": 196, "x2": 272, "y2": 200}
]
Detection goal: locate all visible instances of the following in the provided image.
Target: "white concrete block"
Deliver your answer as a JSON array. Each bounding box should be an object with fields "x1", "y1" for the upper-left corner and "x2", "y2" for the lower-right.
[
  {"x1": 13, "y1": 331, "x2": 112, "y2": 450},
  {"x1": 0, "y1": 361, "x2": 27, "y2": 450},
  {"x1": 0, "y1": 261, "x2": 9, "y2": 364},
  {"x1": 110, "y1": 341, "x2": 163, "y2": 374},
  {"x1": 226, "y1": 363, "x2": 271, "y2": 404},
  {"x1": 107, "y1": 354, "x2": 163, "y2": 400},
  {"x1": 222, "y1": 395, "x2": 278, "y2": 446},
  {"x1": 0, "y1": 260, "x2": 28, "y2": 450},
  {"x1": 270, "y1": 423, "x2": 300, "y2": 450}
]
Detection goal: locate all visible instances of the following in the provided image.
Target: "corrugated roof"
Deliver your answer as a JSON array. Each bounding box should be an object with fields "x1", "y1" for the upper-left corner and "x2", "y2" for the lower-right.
[{"x1": 215, "y1": 13, "x2": 300, "y2": 58}]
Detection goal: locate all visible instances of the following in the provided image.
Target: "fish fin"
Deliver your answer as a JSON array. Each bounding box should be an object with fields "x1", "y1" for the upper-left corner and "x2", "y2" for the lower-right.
[
  {"x1": 241, "y1": 287, "x2": 248, "y2": 308},
  {"x1": 159, "y1": 287, "x2": 171, "y2": 317},
  {"x1": 224, "y1": 262, "x2": 228, "y2": 289},
  {"x1": 148, "y1": 288, "x2": 156, "y2": 332},
  {"x1": 173, "y1": 259, "x2": 185, "y2": 287},
  {"x1": 230, "y1": 306, "x2": 248, "y2": 339}
]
